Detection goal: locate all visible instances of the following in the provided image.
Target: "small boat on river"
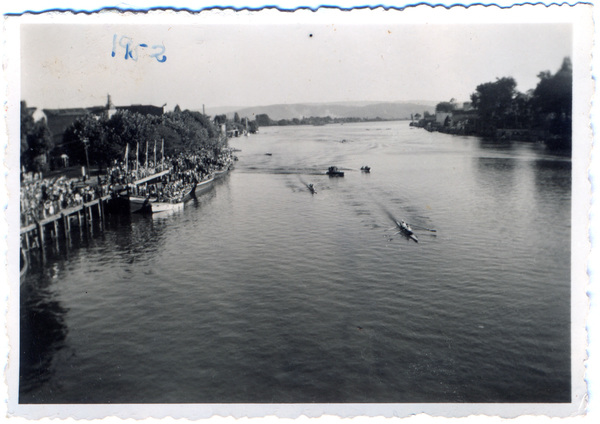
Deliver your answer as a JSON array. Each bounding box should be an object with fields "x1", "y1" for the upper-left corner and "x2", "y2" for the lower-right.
[
  {"x1": 395, "y1": 220, "x2": 418, "y2": 243},
  {"x1": 326, "y1": 166, "x2": 344, "y2": 177},
  {"x1": 307, "y1": 183, "x2": 317, "y2": 194},
  {"x1": 361, "y1": 166, "x2": 371, "y2": 173}
]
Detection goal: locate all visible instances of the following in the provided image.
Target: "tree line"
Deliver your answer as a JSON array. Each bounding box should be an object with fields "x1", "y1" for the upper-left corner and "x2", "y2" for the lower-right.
[
  {"x1": 19, "y1": 106, "x2": 255, "y2": 174},
  {"x1": 426, "y1": 57, "x2": 572, "y2": 150},
  {"x1": 254, "y1": 114, "x2": 386, "y2": 127}
]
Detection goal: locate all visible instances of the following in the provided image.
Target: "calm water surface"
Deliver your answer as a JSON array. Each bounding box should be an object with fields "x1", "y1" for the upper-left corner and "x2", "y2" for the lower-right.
[{"x1": 20, "y1": 121, "x2": 571, "y2": 403}]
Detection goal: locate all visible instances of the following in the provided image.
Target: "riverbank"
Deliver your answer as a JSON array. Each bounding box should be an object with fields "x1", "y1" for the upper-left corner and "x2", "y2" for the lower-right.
[{"x1": 410, "y1": 121, "x2": 571, "y2": 152}]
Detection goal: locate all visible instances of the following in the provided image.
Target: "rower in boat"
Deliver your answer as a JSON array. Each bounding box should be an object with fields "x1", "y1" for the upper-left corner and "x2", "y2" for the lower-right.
[
  {"x1": 361, "y1": 166, "x2": 371, "y2": 173},
  {"x1": 308, "y1": 183, "x2": 317, "y2": 194},
  {"x1": 396, "y1": 220, "x2": 418, "y2": 242},
  {"x1": 326, "y1": 166, "x2": 344, "y2": 177}
]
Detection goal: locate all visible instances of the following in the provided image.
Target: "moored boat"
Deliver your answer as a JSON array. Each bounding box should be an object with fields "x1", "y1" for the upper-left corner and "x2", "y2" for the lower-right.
[
  {"x1": 213, "y1": 163, "x2": 232, "y2": 179},
  {"x1": 132, "y1": 180, "x2": 201, "y2": 214},
  {"x1": 193, "y1": 175, "x2": 215, "y2": 195}
]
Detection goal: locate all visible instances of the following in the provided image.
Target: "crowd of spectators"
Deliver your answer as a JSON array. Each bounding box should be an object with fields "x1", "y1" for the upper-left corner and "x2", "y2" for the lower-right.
[
  {"x1": 20, "y1": 174, "x2": 110, "y2": 226},
  {"x1": 20, "y1": 149, "x2": 236, "y2": 226}
]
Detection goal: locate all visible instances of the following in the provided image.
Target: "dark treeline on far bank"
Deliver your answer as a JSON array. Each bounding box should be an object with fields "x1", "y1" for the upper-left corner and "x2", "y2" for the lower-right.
[
  {"x1": 412, "y1": 57, "x2": 573, "y2": 151},
  {"x1": 253, "y1": 114, "x2": 388, "y2": 127}
]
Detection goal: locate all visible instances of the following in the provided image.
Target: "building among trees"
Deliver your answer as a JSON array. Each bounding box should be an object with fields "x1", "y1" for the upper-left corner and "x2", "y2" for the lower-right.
[
  {"x1": 411, "y1": 57, "x2": 572, "y2": 151},
  {"x1": 42, "y1": 95, "x2": 166, "y2": 147}
]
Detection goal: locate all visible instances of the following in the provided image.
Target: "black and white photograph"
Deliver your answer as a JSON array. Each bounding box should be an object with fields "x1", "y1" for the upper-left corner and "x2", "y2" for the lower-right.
[{"x1": 2, "y1": 2, "x2": 595, "y2": 420}]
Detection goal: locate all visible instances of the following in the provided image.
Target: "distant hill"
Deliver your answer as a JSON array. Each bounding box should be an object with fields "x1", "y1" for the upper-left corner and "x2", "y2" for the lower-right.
[{"x1": 208, "y1": 101, "x2": 436, "y2": 121}]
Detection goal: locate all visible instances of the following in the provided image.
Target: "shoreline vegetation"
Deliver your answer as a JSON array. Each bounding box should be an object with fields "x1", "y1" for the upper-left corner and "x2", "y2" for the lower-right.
[
  {"x1": 254, "y1": 114, "x2": 392, "y2": 127},
  {"x1": 410, "y1": 57, "x2": 572, "y2": 152}
]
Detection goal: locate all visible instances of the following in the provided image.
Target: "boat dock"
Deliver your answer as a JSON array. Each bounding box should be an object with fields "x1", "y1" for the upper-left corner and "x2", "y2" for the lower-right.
[{"x1": 20, "y1": 195, "x2": 112, "y2": 256}]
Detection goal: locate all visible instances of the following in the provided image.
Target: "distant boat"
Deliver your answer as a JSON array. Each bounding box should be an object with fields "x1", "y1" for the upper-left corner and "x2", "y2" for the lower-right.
[
  {"x1": 265, "y1": 153, "x2": 272, "y2": 156},
  {"x1": 326, "y1": 166, "x2": 344, "y2": 177},
  {"x1": 307, "y1": 183, "x2": 317, "y2": 194},
  {"x1": 360, "y1": 166, "x2": 371, "y2": 173}
]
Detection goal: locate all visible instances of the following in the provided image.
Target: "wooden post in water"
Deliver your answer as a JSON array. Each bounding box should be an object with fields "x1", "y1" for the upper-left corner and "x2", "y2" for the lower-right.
[
  {"x1": 98, "y1": 199, "x2": 104, "y2": 231},
  {"x1": 37, "y1": 221, "x2": 44, "y2": 250},
  {"x1": 55, "y1": 220, "x2": 60, "y2": 251}
]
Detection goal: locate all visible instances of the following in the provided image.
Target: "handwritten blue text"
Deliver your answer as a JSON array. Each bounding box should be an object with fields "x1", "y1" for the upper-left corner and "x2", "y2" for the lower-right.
[{"x1": 111, "y1": 34, "x2": 167, "y2": 63}]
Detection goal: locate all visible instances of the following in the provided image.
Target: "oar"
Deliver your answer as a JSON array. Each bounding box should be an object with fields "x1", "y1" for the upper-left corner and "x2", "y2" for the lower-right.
[{"x1": 410, "y1": 224, "x2": 437, "y2": 232}]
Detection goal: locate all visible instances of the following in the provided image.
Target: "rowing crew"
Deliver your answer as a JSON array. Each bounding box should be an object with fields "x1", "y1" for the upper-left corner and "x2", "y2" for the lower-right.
[{"x1": 396, "y1": 220, "x2": 418, "y2": 242}]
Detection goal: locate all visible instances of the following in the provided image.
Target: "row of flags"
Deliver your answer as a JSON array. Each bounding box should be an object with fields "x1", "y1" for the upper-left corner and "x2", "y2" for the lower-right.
[{"x1": 123, "y1": 139, "x2": 165, "y2": 175}]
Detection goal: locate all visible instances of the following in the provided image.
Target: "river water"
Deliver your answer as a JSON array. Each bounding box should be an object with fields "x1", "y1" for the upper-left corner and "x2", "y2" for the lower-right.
[{"x1": 19, "y1": 120, "x2": 571, "y2": 404}]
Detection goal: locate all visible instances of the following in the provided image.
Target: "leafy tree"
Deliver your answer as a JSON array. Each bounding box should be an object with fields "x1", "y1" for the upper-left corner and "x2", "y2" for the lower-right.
[
  {"x1": 233, "y1": 112, "x2": 240, "y2": 124},
  {"x1": 532, "y1": 58, "x2": 571, "y2": 117},
  {"x1": 61, "y1": 107, "x2": 224, "y2": 170},
  {"x1": 471, "y1": 77, "x2": 517, "y2": 133},
  {"x1": 531, "y1": 57, "x2": 572, "y2": 148},
  {"x1": 21, "y1": 101, "x2": 36, "y2": 171},
  {"x1": 63, "y1": 114, "x2": 111, "y2": 168},
  {"x1": 26, "y1": 120, "x2": 54, "y2": 172},
  {"x1": 248, "y1": 120, "x2": 259, "y2": 133},
  {"x1": 255, "y1": 114, "x2": 272, "y2": 126},
  {"x1": 213, "y1": 114, "x2": 227, "y2": 125},
  {"x1": 21, "y1": 101, "x2": 54, "y2": 172},
  {"x1": 105, "y1": 111, "x2": 160, "y2": 168}
]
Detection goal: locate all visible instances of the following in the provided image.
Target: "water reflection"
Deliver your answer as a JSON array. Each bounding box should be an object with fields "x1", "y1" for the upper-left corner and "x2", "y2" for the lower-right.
[
  {"x1": 474, "y1": 157, "x2": 518, "y2": 198},
  {"x1": 19, "y1": 265, "x2": 69, "y2": 401},
  {"x1": 532, "y1": 159, "x2": 571, "y2": 193}
]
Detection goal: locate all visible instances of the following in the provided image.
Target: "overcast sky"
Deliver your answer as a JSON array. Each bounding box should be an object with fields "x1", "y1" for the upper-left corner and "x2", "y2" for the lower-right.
[{"x1": 20, "y1": 21, "x2": 572, "y2": 113}]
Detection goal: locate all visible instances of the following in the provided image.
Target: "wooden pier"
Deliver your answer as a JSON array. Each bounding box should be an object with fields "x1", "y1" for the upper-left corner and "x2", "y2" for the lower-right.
[{"x1": 20, "y1": 195, "x2": 112, "y2": 256}]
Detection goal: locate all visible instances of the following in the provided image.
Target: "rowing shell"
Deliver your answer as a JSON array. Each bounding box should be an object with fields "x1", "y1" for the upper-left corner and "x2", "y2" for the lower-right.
[{"x1": 396, "y1": 220, "x2": 418, "y2": 243}]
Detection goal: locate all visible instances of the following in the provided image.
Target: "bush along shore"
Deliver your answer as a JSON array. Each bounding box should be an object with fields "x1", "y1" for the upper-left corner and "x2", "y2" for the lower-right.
[{"x1": 409, "y1": 57, "x2": 572, "y2": 152}]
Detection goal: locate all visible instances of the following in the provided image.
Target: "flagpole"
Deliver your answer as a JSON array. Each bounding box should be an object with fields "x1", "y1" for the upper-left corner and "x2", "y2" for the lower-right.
[
  {"x1": 154, "y1": 139, "x2": 157, "y2": 169},
  {"x1": 136, "y1": 142, "x2": 139, "y2": 179},
  {"x1": 125, "y1": 143, "x2": 129, "y2": 173},
  {"x1": 161, "y1": 138, "x2": 164, "y2": 170},
  {"x1": 145, "y1": 141, "x2": 148, "y2": 170}
]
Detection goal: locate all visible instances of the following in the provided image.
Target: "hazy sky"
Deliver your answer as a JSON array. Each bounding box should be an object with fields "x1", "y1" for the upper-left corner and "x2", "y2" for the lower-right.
[{"x1": 20, "y1": 22, "x2": 572, "y2": 113}]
